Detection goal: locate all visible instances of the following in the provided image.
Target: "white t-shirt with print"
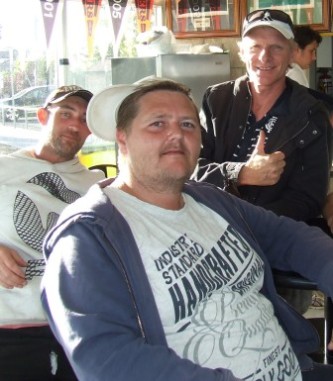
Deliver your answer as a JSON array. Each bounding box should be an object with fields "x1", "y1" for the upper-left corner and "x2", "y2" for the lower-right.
[
  {"x1": 0, "y1": 149, "x2": 104, "y2": 327},
  {"x1": 105, "y1": 187, "x2": 302, "y2": 381}
]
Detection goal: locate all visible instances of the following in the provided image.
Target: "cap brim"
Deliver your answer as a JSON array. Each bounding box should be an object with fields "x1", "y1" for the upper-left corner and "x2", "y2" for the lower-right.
[
  {"x1": 86, "y1": 84, "x2": 135, "y2": 141},
  {"x1": 243, "y1": 21, "x2": 294, "y2": 40},
  {"x1": 45, "y1": 89, "x2": 93, "y2": 107}
]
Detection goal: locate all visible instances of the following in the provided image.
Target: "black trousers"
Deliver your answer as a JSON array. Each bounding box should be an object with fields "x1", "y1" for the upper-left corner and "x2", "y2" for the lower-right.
[{"x1": 0, "y1": 326, "x2": 77, "y2": 381}]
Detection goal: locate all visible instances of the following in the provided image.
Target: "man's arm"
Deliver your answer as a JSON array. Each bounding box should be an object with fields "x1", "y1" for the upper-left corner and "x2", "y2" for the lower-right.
[
  {"x1": 228, "y1": 194, "x2": 333, "y2": 293},
  {"x1": 194, "y1": 95, "x2": 285, "y2": 188}
]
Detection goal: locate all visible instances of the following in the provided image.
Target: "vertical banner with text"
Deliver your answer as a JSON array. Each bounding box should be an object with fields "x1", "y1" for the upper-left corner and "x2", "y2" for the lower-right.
[
  {"x1": 134, "y1": 0, "x2": 154, "y2": 33},
  {"x1": 39, "y1": 0, "x2": 60, "y2": 48},
  {"x1": 82, "y1": 0, "x2": 102, "y2": 58},
  {"x1": 108, "y1": 0, "x2": 129, "y2": 58}
]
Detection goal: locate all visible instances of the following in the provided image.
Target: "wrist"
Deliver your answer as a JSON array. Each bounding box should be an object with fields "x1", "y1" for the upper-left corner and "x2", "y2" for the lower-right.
[{"x1": 224, "y1": 162, "x2": 245, "y2": 182}]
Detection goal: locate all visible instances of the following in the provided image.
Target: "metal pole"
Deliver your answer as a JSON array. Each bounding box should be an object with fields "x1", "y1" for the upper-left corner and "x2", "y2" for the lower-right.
[
  {"x1": 59, "y1": 0, "x2": 69, "y2": 85},
  {"x1": 9, "y1": 47, "x2": 14, "y2": 101},
  {"x1": 9, "y1": 48, "x2": 17, "y2": 127}
]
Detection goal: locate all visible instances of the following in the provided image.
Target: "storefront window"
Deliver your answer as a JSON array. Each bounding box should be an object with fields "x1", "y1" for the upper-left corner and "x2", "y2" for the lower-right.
[{"x1": 0, "y1": 0, "x2": 165, "y2": 169}]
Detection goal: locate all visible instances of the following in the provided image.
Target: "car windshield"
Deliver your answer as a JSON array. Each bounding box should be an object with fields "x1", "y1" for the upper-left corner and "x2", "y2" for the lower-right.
[
  {"x1": 0, "y1": 87, "x2": 32, "y2": 101},
  {"x1": 12, "y1": 87, "x2": 38, "y2": 98}
]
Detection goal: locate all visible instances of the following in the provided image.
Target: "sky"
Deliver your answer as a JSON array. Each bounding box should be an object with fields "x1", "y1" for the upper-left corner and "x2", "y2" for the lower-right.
[
  {"x1": 0, "y1": 1, "x2": 43, "y2": 49},
  {"x1": 0, "y1": 0, "x2": 164, "y2": 63},
  {"x1": 0, "y1": 0, "x2": 90, "y2": 59}
]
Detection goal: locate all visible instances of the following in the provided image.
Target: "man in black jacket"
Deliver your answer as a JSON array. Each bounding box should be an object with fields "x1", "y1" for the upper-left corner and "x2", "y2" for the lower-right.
[{"x1": 194, "y1": 9, "x2": 331, "y2": 223}]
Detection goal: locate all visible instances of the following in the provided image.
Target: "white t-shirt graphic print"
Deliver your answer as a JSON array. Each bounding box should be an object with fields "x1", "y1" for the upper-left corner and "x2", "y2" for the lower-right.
[
  {"x1": 0, "y1": 150, "x2": 104, "y2": 326},
  {"x1": 105, "y1": 188, "x2": 301, "y2": 381}
]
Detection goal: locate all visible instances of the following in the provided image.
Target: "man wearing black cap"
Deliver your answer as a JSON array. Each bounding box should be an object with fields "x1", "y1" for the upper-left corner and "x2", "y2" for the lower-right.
[
  {"x1": 194, "y1": 9, "x2": 330, "y2": 224},
  {"x1": 0, "y1": 85, "x2": 104, "y2": 380}
]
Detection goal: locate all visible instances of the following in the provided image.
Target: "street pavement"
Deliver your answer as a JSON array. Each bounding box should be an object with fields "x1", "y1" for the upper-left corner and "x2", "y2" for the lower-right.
[{"x1": 0, "y1": 121, "x2": 40, "y2": 154}]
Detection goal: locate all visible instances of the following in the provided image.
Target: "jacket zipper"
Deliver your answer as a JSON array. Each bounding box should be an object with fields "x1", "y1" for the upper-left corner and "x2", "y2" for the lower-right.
[{"x1": 108, "y1": 241, "x2": 146, "y2": 340}]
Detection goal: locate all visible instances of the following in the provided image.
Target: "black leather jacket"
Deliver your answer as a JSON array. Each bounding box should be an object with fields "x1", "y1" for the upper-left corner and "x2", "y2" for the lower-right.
[{"x1": 194, "y1": 76, "x2": 331, "y2": 221}]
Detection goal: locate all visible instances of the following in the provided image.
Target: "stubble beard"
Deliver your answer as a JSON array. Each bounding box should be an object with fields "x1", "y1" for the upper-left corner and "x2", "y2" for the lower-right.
[
  {"x1": 138, "y1": 167, "x2": 191, "y2": 195},
  {"x1": 52, "y1": 136, "x2": 81, "y2": 161}
]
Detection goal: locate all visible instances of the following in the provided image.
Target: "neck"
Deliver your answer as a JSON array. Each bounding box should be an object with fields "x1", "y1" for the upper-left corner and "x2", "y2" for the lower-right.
[
  {"x1": 31, "y1": 145, "x2": 73, "y2": 164},
  {"x1": 112, "y1": 177, "x2": 185, "y2": 211},
  {"x1": 250, "y1": 81, "x2": 286, "y2": 120},
  {"x1": 30, "y1": 147, "x2": 57, "y2": 163}
]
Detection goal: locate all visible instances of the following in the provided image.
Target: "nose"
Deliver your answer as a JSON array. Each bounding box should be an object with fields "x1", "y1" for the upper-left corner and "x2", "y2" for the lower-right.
[
  {"x1": 68, "y1": 116, "x2": 86, "y2": 132},
  {"x1": 258, "y1": 48, "x2": 270, "y2": 62},
  {"x1": 68, "y1": 123, "x2": 80, "y2": 132},
  {"x1": 167, "y1": 121, "x2": 184, "y2": 140}
]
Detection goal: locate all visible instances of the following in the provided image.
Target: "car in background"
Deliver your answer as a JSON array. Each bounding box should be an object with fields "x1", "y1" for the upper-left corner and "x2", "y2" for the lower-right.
[{"x1": 0, "y1": 85, "x2": 56, "y2": 121}]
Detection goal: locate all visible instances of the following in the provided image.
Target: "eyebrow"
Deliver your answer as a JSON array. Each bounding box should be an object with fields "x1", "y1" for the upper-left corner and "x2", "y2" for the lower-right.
[
  {"x1": 50, "y1": 104, "x2": 83, "y2": 113},
  {"x1": 58, "y1": 104, "x2": 76, "y2": 111}
]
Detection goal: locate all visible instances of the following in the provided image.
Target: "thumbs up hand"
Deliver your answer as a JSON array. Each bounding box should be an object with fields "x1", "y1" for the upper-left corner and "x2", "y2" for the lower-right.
[
  {"x1": 238, "y1": 130, "x2": 286, "y2": 186},
  {"x1": 253, "y1": 129, "x2": 267, "y2": 155}
]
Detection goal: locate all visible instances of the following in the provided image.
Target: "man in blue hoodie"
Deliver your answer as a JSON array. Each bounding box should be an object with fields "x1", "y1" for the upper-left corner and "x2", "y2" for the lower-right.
[{"x1": 42, "y1": 78, "x2": 333, "y2": 381}]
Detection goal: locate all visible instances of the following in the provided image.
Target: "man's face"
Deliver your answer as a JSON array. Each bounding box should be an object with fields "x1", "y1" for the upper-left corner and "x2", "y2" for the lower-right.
[
  {"x1": 296, "y1": 41, "x2": 318, "y2": 69},
  {"x1": 44, "y1": 96, "x2": 90, "y2": 160},
  {"x1": 117, "y1": 90, "x2": 201, "y2": 191},
  {"x1": 240, "y1": 26, "x2": 293, "y2": 88}
]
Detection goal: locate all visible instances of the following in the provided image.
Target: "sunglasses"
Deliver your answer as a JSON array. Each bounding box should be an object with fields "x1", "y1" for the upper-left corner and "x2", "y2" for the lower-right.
[{"x1": 244, "y1": 9, "x2": 293, "y2": 29}]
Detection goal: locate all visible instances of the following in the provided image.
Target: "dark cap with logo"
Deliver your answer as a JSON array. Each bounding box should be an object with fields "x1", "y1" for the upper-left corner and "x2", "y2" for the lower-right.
[
  {"x1": 43, "y1": 85, "x2": 93, "y2": 108},
  {"x1": 242, "y1": 9, "x2": 294, "y2": 40}
]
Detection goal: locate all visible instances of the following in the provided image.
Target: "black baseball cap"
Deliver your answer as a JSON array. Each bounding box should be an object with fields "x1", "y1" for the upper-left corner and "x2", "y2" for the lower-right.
[{"x1": 43, "y1": 85, "x2": 93, "y2": 108}]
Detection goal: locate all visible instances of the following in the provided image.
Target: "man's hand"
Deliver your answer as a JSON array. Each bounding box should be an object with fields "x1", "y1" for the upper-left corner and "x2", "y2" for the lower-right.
[
  {"x1": 238, "y1": 130, "x2": 286, "y2": 186},
  {"x1": 0, "y1": 245, "x2": 27, "y2": 289}
]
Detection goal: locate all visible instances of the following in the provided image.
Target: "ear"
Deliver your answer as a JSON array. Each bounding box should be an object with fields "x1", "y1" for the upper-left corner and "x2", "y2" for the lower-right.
[
  {"x1": 290, "y1": 40, "x2": 299, "y2": 58},
  {"x1": 116, "y1": 129, "x2": 128, "y2": 155},
  {"x1": 37, "y1": 107, "x2": 49, "y2": 125},
  {"x1": 237, "y1": 40, "x2": 246, "y2": 64}
]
